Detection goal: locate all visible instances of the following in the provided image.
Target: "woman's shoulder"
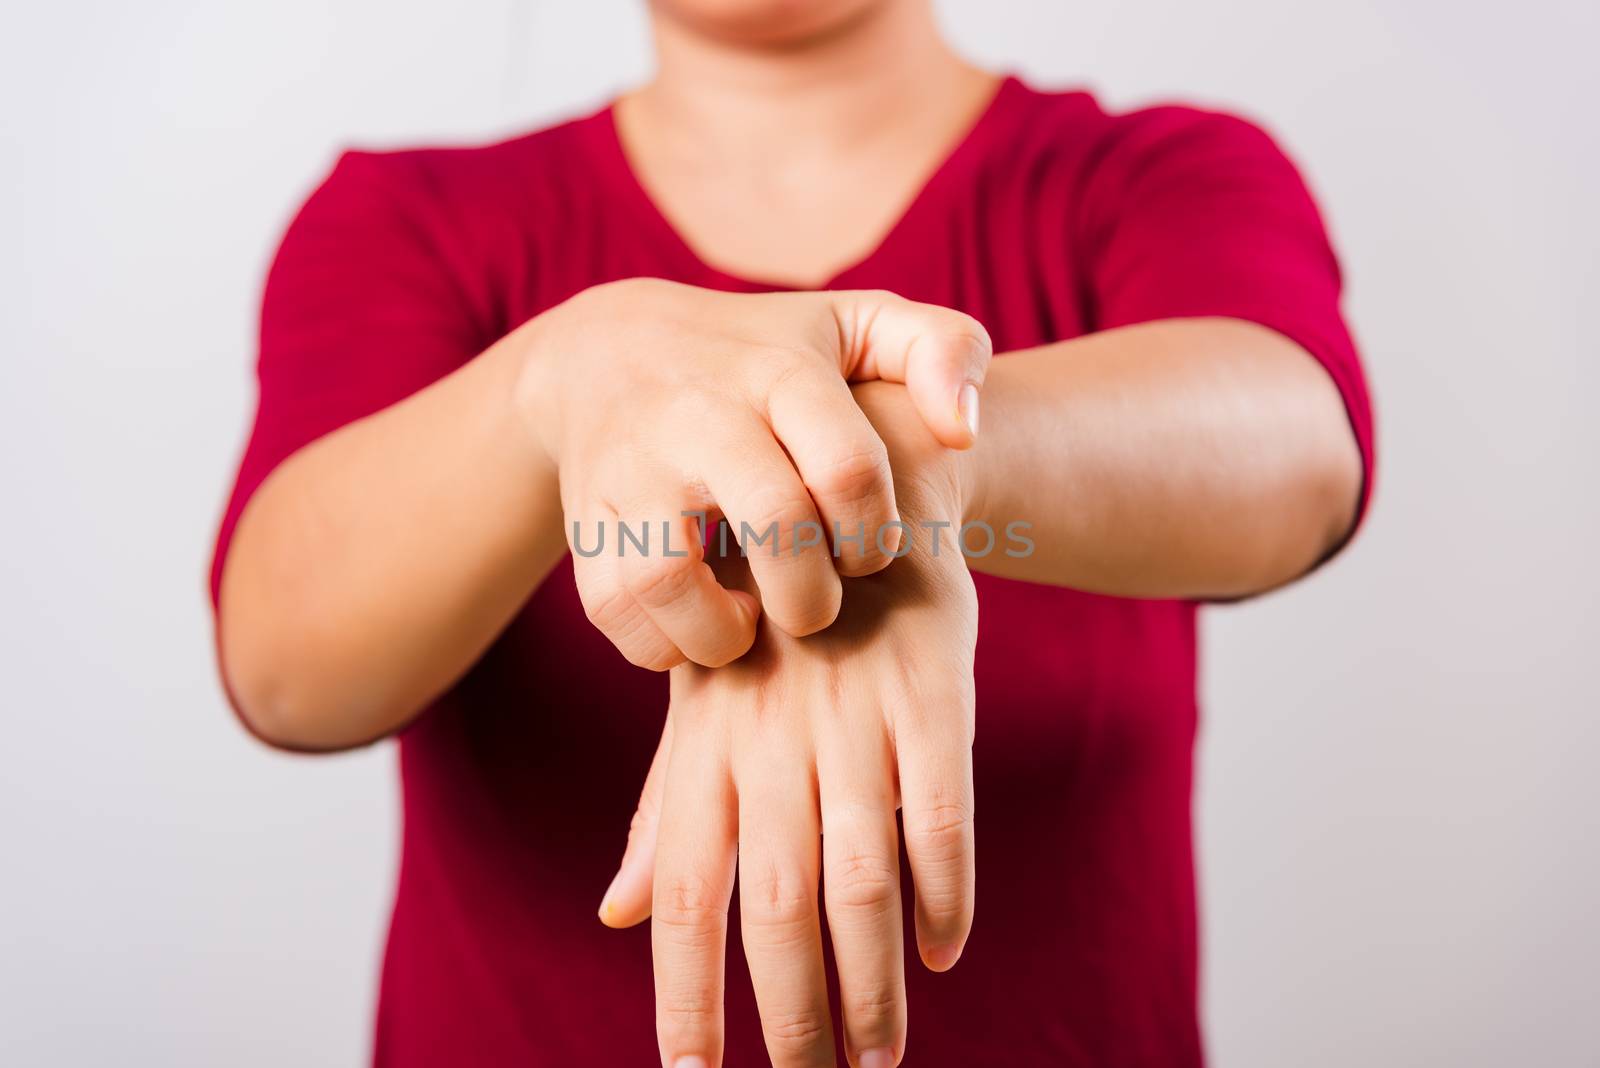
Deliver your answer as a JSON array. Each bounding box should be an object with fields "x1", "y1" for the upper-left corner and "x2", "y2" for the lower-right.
[
  {"x1": 275, "y1": 106, "x2": 623, "y2": 301},
  {"x1": 995, "y1": 76, "x2": 1311, "y2": 223},
  {"x1": 312, "y1": 106, "x2": 612, "y2": 211},
  {"x1": 1006, "y1": 76, "x2": 1288, "y2": 163}
]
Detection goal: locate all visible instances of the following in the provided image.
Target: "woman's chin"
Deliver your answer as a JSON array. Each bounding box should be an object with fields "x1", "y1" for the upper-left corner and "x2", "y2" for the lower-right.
[{"x1": 648, "y1": 0, "x2": 887, "y2": 49}]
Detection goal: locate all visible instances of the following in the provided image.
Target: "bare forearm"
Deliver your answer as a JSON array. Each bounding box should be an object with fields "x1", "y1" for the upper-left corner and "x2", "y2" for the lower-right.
[
  {"x1": 961, "y1": 318, "x2": 1362, "y2": 598},
  {"x1": 218, "y1": 324, "x2": 566, "y2": 750}
]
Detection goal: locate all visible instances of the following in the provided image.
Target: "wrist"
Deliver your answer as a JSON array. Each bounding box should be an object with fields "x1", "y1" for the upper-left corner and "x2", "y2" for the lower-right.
[
  {"x1": 953, "y1": 432, "x2": 987, "y2": 529},
  {"x1": 505, "y1": 297, "x2": 578, "y2": 474},
  {"x1": 851, "y1": 380, "x2": 966, "y2": 528},
  {"x1": 506, "y1": 278, "x2": 662, "y2": 469},
  {"x1": 495, "y1": 319, "x2": 563, "y2": 493}
]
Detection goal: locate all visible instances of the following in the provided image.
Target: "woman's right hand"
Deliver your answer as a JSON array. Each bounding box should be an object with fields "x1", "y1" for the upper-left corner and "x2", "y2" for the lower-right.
[{"x1": 515, "y1": 278, "x2": 990, "y2": 669}]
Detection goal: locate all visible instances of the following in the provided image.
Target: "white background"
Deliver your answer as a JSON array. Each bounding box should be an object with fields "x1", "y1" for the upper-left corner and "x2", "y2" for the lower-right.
[{"x1": 3, "y1": 1, "x2": 1596, "y2": 1064}]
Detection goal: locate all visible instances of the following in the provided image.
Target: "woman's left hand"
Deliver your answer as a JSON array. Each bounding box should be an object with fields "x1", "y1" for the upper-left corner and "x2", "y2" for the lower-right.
[{"x1": 598, "y1": 382, "x2": 979, "y2": 1068}]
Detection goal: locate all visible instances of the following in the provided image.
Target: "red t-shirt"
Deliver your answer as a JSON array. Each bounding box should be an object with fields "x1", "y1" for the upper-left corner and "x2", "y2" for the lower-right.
[{"x1": 212, "y1": 77, "x2": 1374, "y2": 1066}]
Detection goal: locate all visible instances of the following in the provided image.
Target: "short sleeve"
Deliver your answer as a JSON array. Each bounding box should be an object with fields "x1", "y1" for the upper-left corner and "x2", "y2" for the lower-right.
[
  {"x1": 209, "y1": 150, "x2": 489, "y2": 604},
  {"x1": 1077, "y1": 107, "x2": 1376, "y2": 548}
]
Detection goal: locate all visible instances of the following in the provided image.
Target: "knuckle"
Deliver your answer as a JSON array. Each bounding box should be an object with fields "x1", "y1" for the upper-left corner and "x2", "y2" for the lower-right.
[
  {"x1": 742, "y1": 488, "x2": 820, "y2": 554},
  {"x1": 829, "y1": 851, "x2": 900, "y2": 915},
  {"x1": 755, "y1": 348, "x2": 826, "y2": 404},
  {"x1": 906, "y1": 796, "x2": 974, "y2": 858},
  {"x1": 581, "y1": 582, "x2": 681, "y2": 670},
  {"x1": 658, "y1": 989, "x2": 718, "y2": 1028},
  {"x1": 805, "y1": 443, "x2": 892, "y2": 509},
  {"x1": 914, "y1": 878, "x2": 969, "y2": 925},
  {"x1": 624, "y1": 550, "x2": 699, "y2": 608},
  {"x1": 944, "y1": 326, "x2": 993, "y2": 363},
  {"x1": 767, "y1": 582, "x2": 841, "y2": 637},
  {"x1": 597, "y1": 275, "x2": 670, "y2": 305},
  {"x1": 744, "y1": 866, "x2": 816, "y2": 936},
  {"x1": 846, "y1": 982, "x2": 903, "y2": 1024},
  {"x1": 763, "y1": 1006, "x2": 830, "y2": 1050},
  {"x1": 775, "y1": 341, "x2": 826, "y2": 368},
  {"x1": 627, "y1": 801, "x2": 657, "y2": 840},
  {"x1": 578, "y1": 574, "x2": 632, "y2": 630},
  {"x1": 655, "y1": 875, "x2": 726, "y2": 947},
  {"x1": 662, "y1": 872, "x2": 723, "y2": 916},
  {"x1": 767, "y1": 344, "x2": 825, "y2": 380}
]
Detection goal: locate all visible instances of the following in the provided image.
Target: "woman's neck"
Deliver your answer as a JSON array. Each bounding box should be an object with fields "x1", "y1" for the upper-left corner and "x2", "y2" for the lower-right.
[
  {"x1": 628, "y1": 0, "x2": 986, "y2": 174},
  {"x1": 614, "y1": 1, "x2": 998, "y2": 287}
]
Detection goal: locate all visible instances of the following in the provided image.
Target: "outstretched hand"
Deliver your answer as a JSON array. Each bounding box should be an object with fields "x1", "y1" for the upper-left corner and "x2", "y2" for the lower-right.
[{"x1": 598, "y1": 383, "x2": 980, "y2": 1068}]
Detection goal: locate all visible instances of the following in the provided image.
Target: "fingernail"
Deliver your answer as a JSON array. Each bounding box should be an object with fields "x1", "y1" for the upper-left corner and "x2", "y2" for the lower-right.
[
  {"x1": 957, "y1": 383, "x2": 980, "y2": 437},
  {"x1": 925, "y1": 942, "x2": 964, "y2": 971},
  {"x1": 859, "y1": 1048, "x2": 896, "y2": 1068},
  {"x1": 673, "y1": 1058, "x2": 709, "y2": 1068}
]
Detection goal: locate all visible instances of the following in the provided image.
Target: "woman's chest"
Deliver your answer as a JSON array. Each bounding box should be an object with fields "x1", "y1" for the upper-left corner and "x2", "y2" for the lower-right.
[{"x1": 499, "y1": 158, "x2": 1094, "y2": 356}]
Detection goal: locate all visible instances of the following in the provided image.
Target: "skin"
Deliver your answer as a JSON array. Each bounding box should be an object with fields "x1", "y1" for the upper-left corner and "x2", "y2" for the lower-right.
[
  {"x1": 598, "y1": 3, "x2": 1363, "y2": 1068},
  {"x1": 606, "y1": 325, "x2": 1360, "y2": 1068},
  {"x1": 218, "y1": 280, "x2": 988, "y2": 748},
  {"x1": 607, "y1": 384, "x2": 976, "y2": 1068},
  {"x1": 532, "y1": 281, "x2": 988, "y2": 667},
  {"x1": 620, "y1": 0, "x2": 1000, "y2": 289},
  {"x1": 218, "y1": 0, "x2": 1364, "y2": 1065}
]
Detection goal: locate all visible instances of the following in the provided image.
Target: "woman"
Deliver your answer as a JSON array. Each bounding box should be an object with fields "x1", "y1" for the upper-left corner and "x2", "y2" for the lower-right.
[{"x1": 211, "y1": 1, "x2": 1373, "y2": 1064}]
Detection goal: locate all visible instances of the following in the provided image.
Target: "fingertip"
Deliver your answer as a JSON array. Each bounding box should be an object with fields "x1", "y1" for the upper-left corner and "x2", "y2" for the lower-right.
[
  {"x1": 730, "y1": 589, "x2": 761, "y2": 631},
  {"x1": 834, "y1": 555, "x2": 892, "y2": 579},
  {"x1": 772, "y1": 597, "x2": 841, "y2": 637},
  {"x1": 882, "y1": 517, "x2": 904, "y2": 554},
  {"x1": 857, "y1": 1047, "x2": 899, "y2": 1068},
  {"x1": 597, "y1": 874, "x2": 624, "y2": 927},
  {"x1": 833, "y1": 530, "x2": 896, "y2": 578},
  {"x1": 599, "y1": 859, "x2": 655, "y2": 928},
  {"x1": 631, "y1": 645, "x2": 689, "y2": 673},
  {"x1": 764, "y1": 576, "x2": 842, "y2": 637},
  {"x1": 931, "y1": 424, "x2": 977, "y2": 451},
  {"x1": 920, "y1": 941, "x2": 965, "y2": 972},
  {"x1": 599, "y1": 891, "x2": 651, "y2": 929},
  {"x1": 690, "y1": 593, "x2": 761, "y2": 668}
]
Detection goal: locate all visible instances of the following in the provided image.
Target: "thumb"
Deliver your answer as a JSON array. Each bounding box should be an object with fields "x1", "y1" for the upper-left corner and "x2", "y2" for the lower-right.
[
  {"x1": 597, "y1": 714, "x2": 672, "y2": 928},
  {"x1": 828, "y1": 290, "x2": 993, "y2": 449}
]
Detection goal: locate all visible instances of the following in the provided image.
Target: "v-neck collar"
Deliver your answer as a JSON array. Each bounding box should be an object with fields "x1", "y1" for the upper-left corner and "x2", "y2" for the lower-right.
[{"x1": 585, "y1": 75, "x2": 1024, "y2": 293}]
